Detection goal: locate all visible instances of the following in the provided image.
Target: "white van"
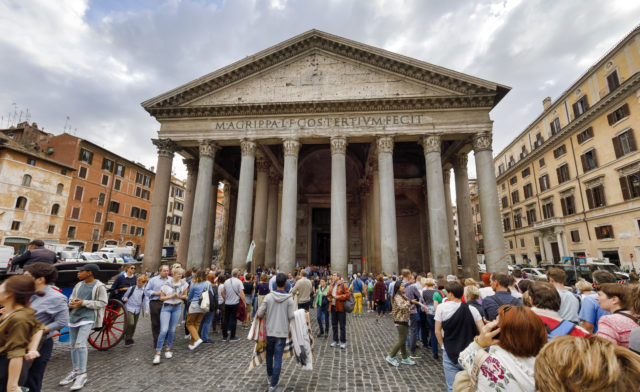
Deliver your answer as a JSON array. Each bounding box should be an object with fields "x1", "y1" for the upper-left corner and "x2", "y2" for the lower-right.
[{"x1": 0, "y1": 246, "x2": 14, "y2": 271}]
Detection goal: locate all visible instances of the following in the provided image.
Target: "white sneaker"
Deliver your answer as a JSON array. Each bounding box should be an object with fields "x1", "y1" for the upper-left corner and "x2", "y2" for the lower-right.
[
  {"x1": 59, "y1": 371, "x2": 77, "y2": 385},
  {"x1": 70, "y1": 373, "x2": 87, "y2": 391},
  {"x1": 153, "y1": 354, "x2": 161, "y2": 364},
  {"x1": 189, "y1": 339, "x2": 203, "y2": 350},
  {"x1": 164, "y1": 350, "x2": 173, "y2": 359},
  {"x1": 184, "y1": 334, "x2": 191, "y2": 340}
]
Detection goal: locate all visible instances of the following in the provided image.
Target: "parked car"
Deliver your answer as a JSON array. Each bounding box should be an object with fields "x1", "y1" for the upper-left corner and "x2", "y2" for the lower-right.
[
  {"x1": 551, "y1": 264, "x2": 592, "y2": 286},
  {"x1": 586, "y1": 262, "x2": 629, "y2": 281},
  {"x1": 81, "y1": 252, "x2": 107, "y2": 262},
  {"x1": 521, "y1": 267, "x2": 548, "y2": 281},
  {"x1": 57, "y1": 251, "x2": 83, "y2": 263},
  {"x1": 0, "y1": 246, "x2": 14, "y2": 272}
]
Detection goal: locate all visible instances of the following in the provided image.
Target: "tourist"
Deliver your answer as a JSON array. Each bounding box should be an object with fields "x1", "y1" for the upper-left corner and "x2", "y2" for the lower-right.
[
  {"x1": 256, "y1": 273, "x2": 296, "y2": 392},
  {"x1": 482, "y1": 273, "x2": 522, "y2": 321},
  {"x1": 478, "y1": 273, "x2": 495, "y2": 299},
  {"x1": 290, "y1": 270, "x2": 313, "y2": 312},
  {"x1": 0, "y1": 275, "x2": 45, "y2": 392},
  {"x1": 434, "y1": 281, "x2": 484, "y2": 392},
  {"x1": 221, "y1": 268, "x2": 246, "y2": 342},
  {"x1": 144, "y1": 265, "x2": 170, "y2": 348},
  {"x1": 596, "y1": 283, "x2": 640, "y2": 348},
  {"x1": 153, "y1": 266, "x2": 188, "y2": 364},
  {"x1": 373, "y1": 274, "x2": 387, "y2": 317},
  {"x1": 109, "y1": 265, "x2": 137, "y2": 302},
  {"x1": 433, "y1": 278, "x2": 448, "y2": 312},
  {"x1": 579, "y1": 270, "x2": 616, "y2": 333},
  {"x1": 60, "y1": 264, "x2": 107, "y2": 390},
  {"x1": 458, "y1": 306, "x2": 546, "y2": 391},
  {"x1": 242, "y1": 273, "x2": 255, "y2": 329},
  {"x1": 11, "y1": 239, "x2": 56, "y2": 269},
  {"x1": 546, "y1": 268, "x2": 580, "y2": 323},
  {"x1": 350, "y1": 273, "x2": 364, "y2": 317},
  {"x1": 527, "y1": 281, "x2": 589, "y2": 337},
  {"x1": 327, "y1": 272, "x2": 350, "y2": 349},
  {"x1": 198, "y1": 272, "x2": 218, "y2": 343},
  {"x1": 185, "y1": 270, "x2": 213, "y2": 350},
  {"x1": 122, "y1": 274, "x2": 149, "y2": 346},
  {"x1": 257, "y1": 274, "x2": 271, "y2": 309},
  {"x1": 421, "y1": 278, "x2": 439, "y2": 359},
  {"x1": 250, "y1": 274, "x2": 259, "y2": 319},
  {"x1": 385, "y1": 281, "x2": 416, "y2": 367},
  {"x1": 213, "y1": 275, "x2": 226, "y2": 334},
  {"x1": 463, "y1": 284, "x2": 486, "y2": 320},
  {"x1": 314, "y1": 278, "x2": 329, "y2": 337},
  {"x1": 575, "y1": 279, "x2": 594, "y2": 299},
  {"x1": 534, "y1": 335, "x2": 640, "y2": 391},
  {"x1": 401, "y1": 269, "x2": 423, "y2": 359}
]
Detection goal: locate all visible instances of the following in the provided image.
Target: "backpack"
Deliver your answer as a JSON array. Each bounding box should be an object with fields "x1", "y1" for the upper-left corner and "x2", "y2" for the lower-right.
[
  {"x1": 342, "y1": 283, "x2": 355, "y2": 313},
  {"x1": 546, "y1": 320, "x2": 576, "y2": 341},
  {"x1": 368, "y1": 280, "x2": 374, "y2": 292},
  {"x1": 199, "y1": 284, "x2": 216, "y2": 313}
]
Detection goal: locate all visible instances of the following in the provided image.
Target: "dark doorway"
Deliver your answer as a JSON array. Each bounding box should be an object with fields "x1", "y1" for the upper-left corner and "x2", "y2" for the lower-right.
[
  {"x1": 311, "y1": 208, "x2": 330, "y2": 266},
  {"x1": 551, "y1": 242, "x2": 560, "y2": 263}
]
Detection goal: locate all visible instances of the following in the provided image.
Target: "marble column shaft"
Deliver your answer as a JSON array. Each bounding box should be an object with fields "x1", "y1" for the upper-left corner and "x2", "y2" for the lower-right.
[
  {"x1": 142, "y1": 139, "x2": 176, "y2": 272},
  {"x1": 251, "y1": 154, "x2": 270, "y2": 270},
  {"x1": 264, "y1": 170, "x2": 279, "y2": 269},
  {"x1": 222, "y1": 186, "x2": 237, "y2": 272},
  {"x1": 377, "y1": 136, "x2": 399, "y2": 275},
  {"x1": 473, "y1": 132, "x2": 508, "y2": 273},
  {"x1": 177, "y1": 159, "x2": 197, "y2": 264},
  {"x1": 330, "y1": 136, "x2": 348, "y2": 278},
  {"x1": 232, "y1": 140, "x2": 257, "y2": 270},
  {"x1": 203, "y1": 180, "x2": 218, "y2": 268},
  {"x1": 423, "y1": 135, "x2": 452, "y2": 276},
  {"x1": 278, "y1": 139, "x2": 300, "y2": 274},
  {"x1": 454, "y1": 154, "x2": 479, "y2": 278},
  {"x1": 187, "y1": 141, "x2": 218, "y2": 270},
  {"x1": 443, "y1": 169, "x2": 458, "y2": 273}
]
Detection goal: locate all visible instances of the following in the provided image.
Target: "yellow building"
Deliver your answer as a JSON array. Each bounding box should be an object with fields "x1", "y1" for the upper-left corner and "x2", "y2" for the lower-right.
[
  {"x1": 469, "y1": 179, "x2": 484, "y2": 260},
  {"x1": 494, "y1": 26, "x2": 640, "y2": 270}
]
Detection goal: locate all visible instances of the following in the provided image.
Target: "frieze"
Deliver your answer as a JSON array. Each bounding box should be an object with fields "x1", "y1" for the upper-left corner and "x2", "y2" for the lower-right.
[
  {"x1": 240, "y1": 139, "x2": 257, "y2": 156},
  {"x1": 330, "y1": 136, "x2": 348, "y2": 155},
  {"x1": 283, "y1": 139, "x2": 300, "y2": 156},
  {"x1": 422, "y1": 134, "x2": 441, "y2": 154},
  {"x1": 152, "y1": 138, "x2": 177, "y2": 158},
  {"x1": 376, "y1": 136, "x2": 394, "y2": 154},
  {"x1": 199, "y1": 140, "x2": 220, "y2": 158},
  {"x1": 472, "y1": 132, "x2": 492, "y2": 152}
]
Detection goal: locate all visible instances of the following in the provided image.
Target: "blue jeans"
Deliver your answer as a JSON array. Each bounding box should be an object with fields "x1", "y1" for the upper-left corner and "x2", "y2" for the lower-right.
[
  {"x1": 316, "y1": 306, "x2": 329, "y2": 333},
  {"x1": 199, "y1": 311, "x2": 215, "y2": 342},
  {"x1": 408, "y1": 313, "x2": 419, "y2": 354},
  {"x1": 251, "y1": 294, "x2": 258, "y2": 318},
  {"x1": 69, "y1": 323, "x2": 92, "y2": 373},
  {"x1": 156, "y1": 304, "x2": 182, "y2": 351},
  {"x1": 266, "y1": 336, "x2": 286, "y2": 388},
  {"x1": 442, "y1": 349, "x2": 464, "y2": 392},
  {"x1": 426, "y1": 314, "x2": 438, "y2": 355}
]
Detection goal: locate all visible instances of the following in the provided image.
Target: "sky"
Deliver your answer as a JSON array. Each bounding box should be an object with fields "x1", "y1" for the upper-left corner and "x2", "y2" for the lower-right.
[{"x1": 1, "y1": 0, "x2": 640, "y2": 184}]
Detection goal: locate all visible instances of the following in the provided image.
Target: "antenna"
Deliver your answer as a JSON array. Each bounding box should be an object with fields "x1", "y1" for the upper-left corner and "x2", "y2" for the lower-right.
[
  {"x1": 64, "y1": 116, "x2": 71, "y2": 133},
  {"x1": 25, "y1": 109, "x2": 31, "y2": 123}
]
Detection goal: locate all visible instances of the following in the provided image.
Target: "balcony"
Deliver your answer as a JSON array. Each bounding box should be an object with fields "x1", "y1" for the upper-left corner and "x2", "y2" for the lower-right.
[{"x1": 533, "y1": 218, "x2": 564, "y2": 230}]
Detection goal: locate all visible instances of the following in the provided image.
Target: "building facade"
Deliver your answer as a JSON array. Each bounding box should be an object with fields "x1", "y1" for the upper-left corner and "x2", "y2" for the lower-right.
[
  {"x1": 494, "y1": 26, "x2": 640, "y2": 269},
  {"x1": 469, "y1": 179, "x2": 484, "y2": 260},
  {"x1": 163, "y1": 176, "x2": 186, "y2": 256}
]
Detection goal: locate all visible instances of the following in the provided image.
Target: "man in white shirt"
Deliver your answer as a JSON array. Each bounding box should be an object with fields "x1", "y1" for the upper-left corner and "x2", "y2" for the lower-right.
[
  {"x1": 221, "y1": 269, "x2": 246, "y2": 342},
  {"x1": 547, "y1": 268, "x2": 580, "y2": 323}
]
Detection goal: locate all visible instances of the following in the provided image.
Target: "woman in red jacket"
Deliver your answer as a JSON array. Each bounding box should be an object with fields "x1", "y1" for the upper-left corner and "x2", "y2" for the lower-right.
[{"x1": 373, "y1": 274, "x2": 387, "y2": 318}]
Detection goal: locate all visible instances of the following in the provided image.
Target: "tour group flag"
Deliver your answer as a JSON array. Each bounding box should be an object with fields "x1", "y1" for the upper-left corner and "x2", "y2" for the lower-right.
[{"x1": 246, "y1": 241, "x2": 256, "y2": 264}]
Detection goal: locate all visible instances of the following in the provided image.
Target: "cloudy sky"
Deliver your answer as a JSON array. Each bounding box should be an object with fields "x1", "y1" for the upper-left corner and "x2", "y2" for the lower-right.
[{"x1": 1, "y1": 0, "x2": 639, "y2": 182}]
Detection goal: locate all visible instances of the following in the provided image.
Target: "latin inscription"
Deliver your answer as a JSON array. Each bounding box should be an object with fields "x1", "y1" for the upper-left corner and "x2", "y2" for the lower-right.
[{"x1": 213, "y1": 114, "x2": 424, "y2": 130}]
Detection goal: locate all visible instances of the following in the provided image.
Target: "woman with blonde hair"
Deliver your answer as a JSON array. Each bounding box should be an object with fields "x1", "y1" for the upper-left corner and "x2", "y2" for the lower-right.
[
  {"x1": 534, "y1": 335, "x2": 640, "y2": 391},
  {"x1": 463, "y1": 284, "x2": 486, "y2": 320},
  {"x1": 575, "y1": 279, "x2": 595, "y2": 299},
  {"x1": 153, "y1": 266, "x2": 188, "y2": 364}
]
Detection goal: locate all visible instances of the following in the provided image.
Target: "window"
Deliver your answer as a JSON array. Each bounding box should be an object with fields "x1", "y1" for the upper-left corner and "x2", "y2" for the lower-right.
[
  {"x1": 78, "y1": 148, "x2": 93, "y2": 164},
  {"x1": 586, "y1": 185, "x2": 606, "y2": 209},
  {"x1": 170, "y1": 232, "x2": 180, "y2": 242},
  {"x1": 577, "y1": 127, "x2": 594, "y2": 144},
  {"x1": 501, "y1": 196, "x2": 508, "y2": 209},
  {"x1": 70, "y1": 207, "x2": 80, "y2": 220},
  {"x1": 175, "y1": 188, "x2": 184, "y2": 198},
  {"x1": 619, "y1": 171, "x2": 640, "y2": 200},
  {"x1": 22, "y1": 174, "x2": 31, "y2": 186},
  {"x1": 534, "y1": 133, "x2": 544, "y2": 148},
  {"x1": 511, "y1": 190, "x2": 519, "y2": 204},
  {"x1": 15, "y1": 197, "x2": 27, "y2": 210},
  {"x1": 78, "y1": 166, "x2": 88, "y2": 179},
  {"x1": 534, "y1": 236, "x2": 540, "y2": 246},
  {"x1": 520, "y1": 238, "x2": 525, "y2": 248},
  {"x1": 105, "y1": 221, "x2": 114, "y2": 232},
  {"x1": 10, "y1": 221, "x2": 20, "y2": 230},
  {"x1": 92, "y1": 229, "x2": 99, "y2": 241},
  {"x1": 115, "y1": 164, "x2": 125, "y2": 177},
  {"x1": 141, "y1": 189, "x2": 150, "y2": 200},
  {"x1": 172, "y1": 216, "x2": 182, "y2": 225},
  {"x1": 56, "y1": 183, "x2": 63, "y2": 195},
  {"x1": 612, "y1": 129, "x2": 636, "y2": 158},
  {"x1": 608, "y1": 103, "x2": 630, "y2": 126},
  {"x1": 51, "y1": 204, "x2": 60, "y2": 215},
  {"x1": 553, "y1": 144, "x2": 567, "y2": 158},
  {"x1": 556, "y1": 164, "x2": 570, "y2": 184},
  {"x1": 94, "y1": 211, "x2": 102, "y2": 223},
  {"x1": 131, "y1": 207, "x2": 140, "y2": 218},
  {"x1": 520, "y1": 146, "x2": 528, "y2": 159},
  {"x1": 114, "y1": 179, "x2": 121, "y2": 191},
  {"x1": 550, "y1": 117, "x2": 561, "y2": 135},
  {"x1": 174, "y1": 202, "x2": 184, "y2": 211},
  {"x1": 572, "y1": 96, "x2": 589, "y2": 118},
  {"x1": 74, "y1": 186, "x2": 83, "y2": 201},
  {"x1": 26, "y1": 158, "x2": 35, "y2": 166},
  {"x1": 510, "y1": 176, "x2": 517, "y2": 185},
  {"x1": 166, "y1": 216, "x2": 172, "y2": 224},
  {"x1": 542, "y1": 200, "x2": 554, "y2": 219},
  {"x1": 503, "y1": 216, "x2": 511, "y2": 232},
  {"x1": 476, "y1": 224, "x2": 482, "y2": 234},
  {"x1": 47, "y1": 225, "x2": 55, "y2": 235},
  {"x1": 539, "y1": 174, "x2": 550, "y2": 191},
  {"x1": 522, "y1": 168, "x2": 530, "y2": 178},
  {"x1": 136, "y1": 187, "x2": 142, "y2": 197},
  {"x1": 523, "y1": 183, "x2": 533, "y2": 199},
  {"x1": 140, "y1": 209, "x2": 147, "y2": 220},
  {"x1": 136, "y1": 227, "x2": 144, "y2": 236},
  {"x1": 67, "y1": 226, "x2": 77, "y2": 239},
  {"x1": 526, "y1": 209, "x2": 536, "y2": 224},
  {"x1": 121, "y1": 224, "x2": 128, "y2": 234},
  {"x1": 498, "y1": 164, "x2": 505, "y2": 175},
  {"x1": 538, "y1": 158, "x2": 545, "y2": 168},
  {"x1": 607, "y1": 70, "x2": 620, "y2": 93},
  {"x1": 509, "y1": 240, "x2": 513, "y2": 250},
  {"x1": 135, "y1": 172, "x2": 144, "y2": 184},
  {"x1": 580, "y1": 150, "x2": 598, "y2": 173},
  {"x1": 144, "y1": 176, "x2": 151, "y2": 187},
  {"x1": 102, "y1": 158, "x2": 114, "y2": 172},
  {"x1": 61, "y1": 169, "x2": 67, "y2": 175},
  {"x1": 508, "y1": 156, "x2": 515, "y2": 167},
  {"x1": 561, "y1": 195, "x2": 576, "y2": 216},
  {"x1": 129, "y1": 225, "x2": 136, "y2": 235},
  {"x1": 108, "y1": 201, "x2": 120, "y2": 213},
  {"x1": 97, "y1": 192, "x2": 105, "y2": 207},
  {"x1": 570, "y1": 230, "x2": 581, "y2": 242},
  {"x1": 514, "y1": 213, "x2": 522, "y2": 229},
  {"x1": 101, "y1": 174, "x2": 109, "y2": 186},
  {"x1": 595, "y1": 225, "x2": 614, "y2": 240}
]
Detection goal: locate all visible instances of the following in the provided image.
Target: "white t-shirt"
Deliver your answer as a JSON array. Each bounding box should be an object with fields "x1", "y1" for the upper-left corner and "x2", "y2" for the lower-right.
[
  {"x1": 434, "y1": 301, "x2": 482, "y2": 323},
  {"x1": 161, "y1": 279, "x2": 188, "y2": 305},
  {"x1": 479, "y1": 287, "x2": 495, "y2": 299},
  {"x1": 223, "y1": 277, "x2": 244, "y2": 305}
]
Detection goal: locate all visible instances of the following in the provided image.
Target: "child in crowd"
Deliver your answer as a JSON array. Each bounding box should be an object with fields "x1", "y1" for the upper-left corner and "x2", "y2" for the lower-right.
[{"x1": 122, "y1": 274, "x2": 149, "y2": 346}]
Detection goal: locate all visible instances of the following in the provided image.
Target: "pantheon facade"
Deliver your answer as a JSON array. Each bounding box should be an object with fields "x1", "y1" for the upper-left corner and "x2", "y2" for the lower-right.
[{"x1": 141, "y1": 30, "x2": 510, "y2": 278}]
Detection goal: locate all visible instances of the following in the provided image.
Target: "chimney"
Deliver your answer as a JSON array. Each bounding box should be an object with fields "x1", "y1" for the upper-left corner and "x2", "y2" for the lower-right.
[{"x1": 542, "y1": 97, "x2": 552, "y2": 110}]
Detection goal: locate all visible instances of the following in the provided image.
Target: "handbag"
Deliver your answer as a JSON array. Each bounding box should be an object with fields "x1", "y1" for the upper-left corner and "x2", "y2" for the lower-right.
[
  {"x1": 342, "y1": 284, "x2": 355, "y2": 313},
  {"x1": 452, "y1": 348, "x2": 490, "y2": 392}
]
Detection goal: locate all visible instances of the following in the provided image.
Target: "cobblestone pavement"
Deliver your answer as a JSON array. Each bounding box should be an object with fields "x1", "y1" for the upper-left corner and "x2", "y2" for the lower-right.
[{"x1": 43, "y1": 309, "x2": 447, "y2": 392}]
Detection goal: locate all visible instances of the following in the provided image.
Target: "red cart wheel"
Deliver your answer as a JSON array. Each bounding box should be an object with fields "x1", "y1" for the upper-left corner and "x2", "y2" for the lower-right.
[{"x1": 88, "y1": 299, "x2": 128, "y2": 351}]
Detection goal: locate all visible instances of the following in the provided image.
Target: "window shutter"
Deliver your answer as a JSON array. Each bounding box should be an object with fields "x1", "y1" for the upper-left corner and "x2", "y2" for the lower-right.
[
  {"x1": 580, "y1": 154, "x2": 588, "y2": 173},
  {"x1": 607, "y1": 113, "x2": 616, "y2": 125},
  {"x1": 572, "y1": 102, "x2": 579, "y2": 118},
  {"x1": 556, "y1": 167, "x2": 562, "y2": 183},
  {"x1": 620, "y1": 177, "x2": 631, "y2": 200},
  {"x1": 622, "y1": 103, "x2": 630, "y2": 117},
  {"x1": 584, "y1": 97, "x2": 589, "y2": 111},
  {"x1": 577, "y1": 133, "x2": 584, "y2": 144},
  {"x1": 597, "y1": 185, "x2": 607, "y2": 206},
  {"x1": 560, "y1": 198, "x2": 567, "y2": 216},
  {"x1": 539, "y1": 177, "x2": 544, "y2": 190},
  {"x1": 628, "y1": 129, "x2": 636, "y2": 152},
  {"x1": 587, "y1": 127, "x2": 593, "y2": 138},
  {"x1": 586, "y1": 188, "x2": 594, "y2": 209},
  {"x1": 612, "y1": 136, "x2": 623, "y2": 158},
  {"x1": 592, "y1": 150, "x2": 598, "y2": 168}
]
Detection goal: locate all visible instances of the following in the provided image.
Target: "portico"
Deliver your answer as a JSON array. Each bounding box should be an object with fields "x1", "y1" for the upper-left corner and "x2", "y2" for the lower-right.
[{"x1": 141, "y1": 30, "x2": 510, "y2": 276}]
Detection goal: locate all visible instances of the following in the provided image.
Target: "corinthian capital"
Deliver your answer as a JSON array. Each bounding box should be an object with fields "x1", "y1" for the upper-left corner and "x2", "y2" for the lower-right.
[
  {"x1": 453, "y1": 153, "x2": 468, "y2": 170},
  {"x1": 472, "y1": 132, "x2": 493, "y2": 152},
  {"x1": 255, "y1": 156, "x2": 270, "y2": 172},
  {"x1": 421, "y1": 134, "x2": 441, "y2": 154},
  {"x1": 240, "y1": 139, "x2": 257, "y2": 157},
  {"x1": 283, "y1": 138, "x2": 300, "y2": 157},
  {"x1": 376, "y1": 136, "x2": 394, "y2": 154},
  {"x1": 152, "y1": 138, "x2": 177, "y2": 158},
  {"x1": 199, "y1": 140, "x2": 220, "y2": 158},
  {"x1": 330, "y1": 136, "x2": 348, "y2": 155},
  {"x1": 182, "y1": 158, "x2": 198, "y2": 174}
]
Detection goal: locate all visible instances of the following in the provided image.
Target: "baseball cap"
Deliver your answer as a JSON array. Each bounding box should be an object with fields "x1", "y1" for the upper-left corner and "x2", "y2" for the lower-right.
[{"x1": 77, "y1": 264, "x2": 100, "y2": 274}]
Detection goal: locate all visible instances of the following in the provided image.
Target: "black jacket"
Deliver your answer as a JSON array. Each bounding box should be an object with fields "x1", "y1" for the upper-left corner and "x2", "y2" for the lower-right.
[{"x1": 12, "y1": 247, "x2": 56, "y2": 268}]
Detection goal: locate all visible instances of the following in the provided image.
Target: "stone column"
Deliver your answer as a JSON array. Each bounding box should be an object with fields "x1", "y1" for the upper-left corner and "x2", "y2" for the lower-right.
[
  {"x1": 232, "y1": 140, "x2": 257, "y2": 271},
  {"x1": 264, "y1": 169, "x2": 279, "y2": 269},
  {"x1": 251, "y1": 152, "x2": 270, "y2": 271},
  {"x1": 422, "y1": 134, "x2": 452, "y2": 276},
  {"x1": 220, "y1": 186, "x2": 237, "y2": 272},
  {"x1": 177, "y1": 159, "x2": 197, "y2": 264},
  {"x1": 473, "y1": 132, "x2": 508, "y2": 273},
  {"x1": 187, "y1": 141, "x2": 219, "y2": 270},
  {"x1": 143, "y1": 139, "x2": 176, "y2": 272},
  {"x1": 454, "y1": 154, "x2": 479, "y2": 278},
  {"x1": 203, "y1": 179, "x2": 218, "y2": 268},
  {"x1": 278, "y1": 138, "x2": 300, "y2": 274},
  {"x1": 330, "y1": 136, "x2": 349, "y2": 277},
  {"x1": 443, "y1": 169, "x2": 458, "y2": 273},
  {"x1": 555, "y1": 229, "x2": 565, "y2": 258},
  {"x1": 376, "y1": 136, "x2": 399, "y2": 275}
]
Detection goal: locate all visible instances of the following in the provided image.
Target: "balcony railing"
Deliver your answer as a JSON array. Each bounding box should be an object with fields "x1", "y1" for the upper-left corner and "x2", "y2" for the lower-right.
[{"x1": 533, "y1": 218, "x2": 564, "y2": 230}]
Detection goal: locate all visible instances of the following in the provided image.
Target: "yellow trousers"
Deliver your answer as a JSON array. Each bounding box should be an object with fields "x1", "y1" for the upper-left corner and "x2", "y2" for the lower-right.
[{"x1": 354, "y1": 292, "x2": 363, "y2": 314}]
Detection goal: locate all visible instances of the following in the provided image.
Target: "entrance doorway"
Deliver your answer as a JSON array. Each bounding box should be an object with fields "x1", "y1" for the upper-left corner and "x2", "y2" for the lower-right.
[
  {"x1": 311, "y1": 208, "x2": 330, "y2": 266},
  {"x1": 551, "y1": 242, "x2": 560, "y2": 263}
]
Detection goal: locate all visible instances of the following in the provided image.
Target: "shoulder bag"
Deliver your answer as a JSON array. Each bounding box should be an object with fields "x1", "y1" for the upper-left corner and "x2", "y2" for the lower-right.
[{"x1": 452, "y1": 348, "x2": 490, "y2": 392}]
